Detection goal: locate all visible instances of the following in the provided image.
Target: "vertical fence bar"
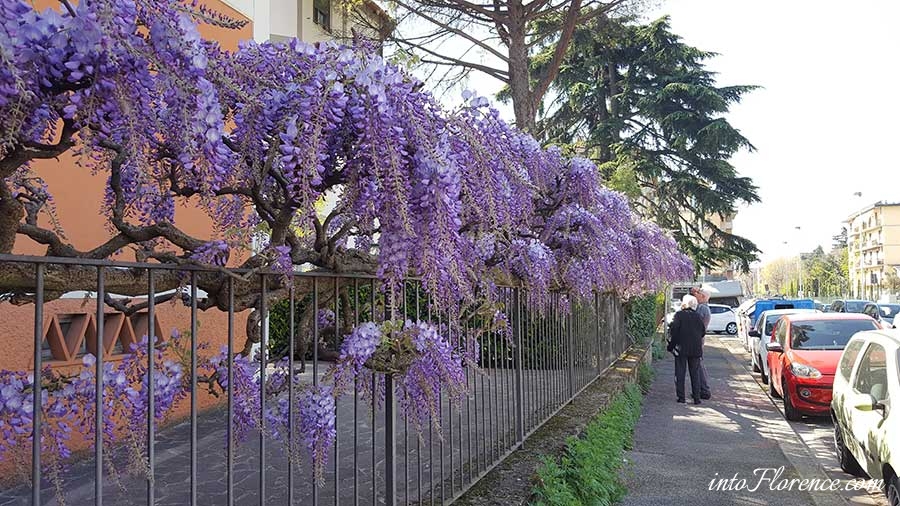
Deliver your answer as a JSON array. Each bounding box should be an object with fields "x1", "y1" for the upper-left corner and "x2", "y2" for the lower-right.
[
  {"x1": 427, "y1": 295, "x2": 438, "y2": 506},
  {"x1": 313, "y1": 277, "x2": 319, "y2": 506},
  {"x1": 401, "y1": 282, "x2": 408, "y2": 505},
  {"x1": 32, "y1": 263, "x2": 44, "y2": 506},
  {"x1": 513, "y1": 288, "x2": 524, "y2": 442},
  {"x1": 385, "y1": 374, "x2": 396, "y2": 506},
  {"x1": 529, "y1": 297, "x2": 537, "y2": 429},
  {"x1": 541, "y1": 300, "x2": 549, "y2": 419},
  {"x1": 190, "y1": 272, "x2": 198, "y2": 506},
  {"x1": 353, "y1": 294, "x2": 361, "y2": 505},
  {"x1": 95, "y1": 266, "x2": 105, "y2": 506},
  {"x1": 447, "y1": 308, "x2": 454, "y2": 495},
  {"x1": 370, "y1": 279, "x2": 376, "y2": 506},
  {"x1": 288, "y1": 282, "x2": 295, "y2": 506},
  {"x1": 415, "y1": 286, "x2": 422, "y2": 506},
  {"x1": 557, "y1": 294, "x2": 563, "y2": 403},
  {"x1": 438, "y1": 303, "x2": 445, "y2": 504},
  {"x1": 334, "y1": 278, "x2": 340, "y2": 506},
  {"x1": 549, "y1": 295, "x2": 556, "y2": 408},
  {"x1": 487, "y1": 311, "x2": 495, "y2": 464},
  {"x1": 595, "y1": 293, "x2": 601, "y2": 377},
  {"x1": 468, "y1": 314, "x2": 478, "y2": 480},
  {"x1": 568, "y1": 299, "x2": 575, "y2": 400},
  {"x1": 503, "y1": 289, "x2": 511, "y2": 452},
  {"x1": 227, "y1": 278, "x2": 235, "y2": 506},
  {"x1": 147, "y1": 270, "x2": 156, "y2": 506},
  {"x1": 504, "y1": 288, "x2": 512, "y2": 448},
  {"x1": 259, "y1": 275, "x2": 268, "y2": 506},
  {"x1": 480, "y1": 315, "x2": 487, "y2": 471}
]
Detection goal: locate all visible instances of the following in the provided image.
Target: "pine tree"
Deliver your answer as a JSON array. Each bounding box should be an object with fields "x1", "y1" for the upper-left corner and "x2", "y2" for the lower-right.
[{"x1": 536, "y1": 16, "x2": 761, "y2": 271}]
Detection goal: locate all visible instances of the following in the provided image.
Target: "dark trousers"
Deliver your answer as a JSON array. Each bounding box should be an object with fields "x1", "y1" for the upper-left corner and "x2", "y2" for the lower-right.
[
  {"x1": 699, "y1": 358, "x2": 710, "y2": 397},
  {"x1": 699, "y1": 335, "x2": 710, "y2": 397},
  {"x1": 675, "y1": 355, "x2": 702, "y2": 401}
]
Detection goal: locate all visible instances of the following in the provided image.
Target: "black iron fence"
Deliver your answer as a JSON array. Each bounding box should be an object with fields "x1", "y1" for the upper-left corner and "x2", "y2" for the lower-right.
[{"x1": 0, "y1": 254, "x2": 628, "y2": 506}]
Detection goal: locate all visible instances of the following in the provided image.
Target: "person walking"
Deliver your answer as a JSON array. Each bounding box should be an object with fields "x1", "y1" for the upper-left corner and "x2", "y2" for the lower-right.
[
  {"x1": 691, "y1": 286, "x2": 713, "y2": 400},
  {"x1": 668, "y1": 295, "x2": 706, "y2": 404}
]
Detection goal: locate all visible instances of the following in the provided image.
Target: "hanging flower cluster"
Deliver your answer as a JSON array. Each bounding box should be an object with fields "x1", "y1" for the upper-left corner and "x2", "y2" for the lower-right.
[
  {"x1": 0, "y1": 335, "x2": 185, "y2": 480},
  {"x1": 2, "y1": 0, "x2": 692, "y2": 315}
]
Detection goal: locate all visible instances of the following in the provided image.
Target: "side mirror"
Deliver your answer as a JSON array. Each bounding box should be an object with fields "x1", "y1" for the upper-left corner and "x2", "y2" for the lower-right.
[
  {"x1": 748, "y1": 330, "x2": 761, "y2": 338},
  {"x1": 851, "y1": 393, "x2": 881, "y2": 412},
  {"x1": 766, "y1": 341, "x2": 783, "y2": 353}
]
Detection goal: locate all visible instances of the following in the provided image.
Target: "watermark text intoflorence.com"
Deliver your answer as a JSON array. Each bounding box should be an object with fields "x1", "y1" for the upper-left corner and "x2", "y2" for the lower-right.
[{"x1": 708, "y1": 467, "x2": 884, "y2": 494}]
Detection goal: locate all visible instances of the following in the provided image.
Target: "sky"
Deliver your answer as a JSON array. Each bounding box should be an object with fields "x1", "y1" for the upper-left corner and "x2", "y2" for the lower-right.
[
  {"x1": 643, "y1": 0, "x2": 900, "y2": 264},
  {"x1": 434, "y1": 0, "x2": 900, "y2": 265}
]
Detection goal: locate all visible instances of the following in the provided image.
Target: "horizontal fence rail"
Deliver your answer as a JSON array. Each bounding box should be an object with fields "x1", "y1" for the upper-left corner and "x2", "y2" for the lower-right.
[{"x1": 0, "y1": 255, "x2": 629, "y2": 505}]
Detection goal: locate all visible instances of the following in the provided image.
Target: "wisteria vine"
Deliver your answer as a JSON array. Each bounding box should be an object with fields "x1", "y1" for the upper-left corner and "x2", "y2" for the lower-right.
[{"x1": 1, "y1": 0, "x2": 695, "y2": 495}]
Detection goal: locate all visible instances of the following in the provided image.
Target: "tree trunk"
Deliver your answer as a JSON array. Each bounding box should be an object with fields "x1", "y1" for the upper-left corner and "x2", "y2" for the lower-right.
[
  {"x1": 0, "y1": 184, "x2": 23, "y2": 254},
  {"x1": 506, "y1": 4, "x2": 535, "y2": 132}
]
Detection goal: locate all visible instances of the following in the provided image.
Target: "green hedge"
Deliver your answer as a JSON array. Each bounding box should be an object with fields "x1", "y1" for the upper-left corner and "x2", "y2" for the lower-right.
[
  {"x1": 625, "y1": 293, "x2": 663, "y2": 345},
  {"x1": 532, "y1": 381, "x2": 645, "y2": 505}
]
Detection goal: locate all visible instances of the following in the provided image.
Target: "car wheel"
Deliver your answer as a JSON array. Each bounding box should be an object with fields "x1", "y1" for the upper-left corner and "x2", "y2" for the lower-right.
[
  {"x1": 833, "y1": 421, "x2": 865, "y2": 477},
  {"x1": 887, "y1": 473, "x2": 900, "y2": 506},
  {"x1": 726, "y1": 322, "x2": 737, "y2": 335},
  {"x1": 783, "y1": 380, "x2": 802, "y2": 421},
  {"x1": 752, "y1": 354, "x2": 760, "y2": 373},
  {"x1": 769, "y1": 375, "x2": 779, "y2": 397}
]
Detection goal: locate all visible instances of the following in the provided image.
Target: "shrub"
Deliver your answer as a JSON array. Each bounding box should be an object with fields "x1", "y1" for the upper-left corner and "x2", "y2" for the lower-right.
[{"x1": 625, "y1": 293, "x2": 660, "y2": 344}]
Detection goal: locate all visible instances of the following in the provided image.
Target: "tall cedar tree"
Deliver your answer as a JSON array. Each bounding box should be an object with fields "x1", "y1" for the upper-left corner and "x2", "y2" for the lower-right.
[{"x1": 537, "y1": 16, "x2": 761, "y2": 271}]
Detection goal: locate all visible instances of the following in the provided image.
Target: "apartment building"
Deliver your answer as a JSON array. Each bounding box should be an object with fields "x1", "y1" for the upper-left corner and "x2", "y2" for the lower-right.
[
  {"x1": 846, "y1": 201, "x2": 900, "y2": 301},
  {"x1": 223, "y1": 0, "x2": 393, "y2": 45}
]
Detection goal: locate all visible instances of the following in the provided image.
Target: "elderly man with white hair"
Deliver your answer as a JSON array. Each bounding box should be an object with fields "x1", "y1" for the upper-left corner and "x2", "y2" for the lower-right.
[
  {"x1": 690, "y1": 286, "x2": 713, "y2": 400},
  {"x1": 667, "y1": 294, "x2": 706, "y2": 404}
]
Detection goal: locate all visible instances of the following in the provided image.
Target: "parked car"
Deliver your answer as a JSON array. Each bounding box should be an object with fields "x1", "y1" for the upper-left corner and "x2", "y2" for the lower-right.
[
  {"x1": 878, "y1": 303, "x2": 900, "y2": 328},
  {"x1": 765, "y1": 313, "x2": 881, "y2": 421},
  {"x1": 863, "y1": 302, "x2": 887, "y2": 327},
  {"x1": 831, "y1": 299, "x2": 875, "y2": 313},
  {"x1": 738, "y1": 298, "x2": 816, "y2": 352},
  {"x1": 708, "y1": 304, "x2": 738, "y2": 335},
  {"x1": 736, "y1": 298, "x2": 758, "y2": 351},
  {"x1": 831, "y1": 329, "x2": 900, "y2": 505},
  {"x1": 749, "y1": 308, "x2": 820, "y2": 384}
]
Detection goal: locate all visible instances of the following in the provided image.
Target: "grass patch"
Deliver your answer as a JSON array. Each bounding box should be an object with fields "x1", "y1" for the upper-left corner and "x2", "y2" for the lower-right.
[
  {"x1": 531, "y1": 381, "x2": 645, "y2": 505},
  {"x1": 650, "y1": 338, "x2": 666, "y2": 361},
  {"x1": 637, "y1": 362, "x2": 655, "y2": 394}
]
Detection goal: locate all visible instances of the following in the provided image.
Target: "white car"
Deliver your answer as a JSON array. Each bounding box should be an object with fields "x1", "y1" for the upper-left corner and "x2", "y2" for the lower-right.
[
  {"x1": 707, "y1": 304, "x2": 737, "y2": 335},
  {"x1": 831, "y1": 329, "x2": 900, "y2": 505},
  {"x1": 750, "y1": 308, "x2": 820, "y2": 384},
  {"x1": 735, "y1": 298, "x2": 758, "y2": 351}
]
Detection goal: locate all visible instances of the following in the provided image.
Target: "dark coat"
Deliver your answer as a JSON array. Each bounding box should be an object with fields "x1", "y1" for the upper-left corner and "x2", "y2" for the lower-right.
[{"x1": 668, "y1": 308, "x2": 705, "y2": 358}]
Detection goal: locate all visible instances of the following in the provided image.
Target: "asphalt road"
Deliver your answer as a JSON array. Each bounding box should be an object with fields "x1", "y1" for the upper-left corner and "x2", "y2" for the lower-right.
[
  {"x1": 723, "y1": 336, "x2": 889, "y2": 506},
  {"x1": 622, "y1": 335, "x2": 889, "y2": 506}
]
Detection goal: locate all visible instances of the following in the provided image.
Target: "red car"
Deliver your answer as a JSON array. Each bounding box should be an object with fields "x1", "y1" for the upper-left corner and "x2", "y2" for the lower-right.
[{"x1": 765, "y1": 313, "x2": 880, "y2": 421}]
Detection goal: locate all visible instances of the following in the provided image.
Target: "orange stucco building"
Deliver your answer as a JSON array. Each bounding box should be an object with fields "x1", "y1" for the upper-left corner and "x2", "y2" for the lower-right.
[{"x1": 0, "y1": 1, "x2": 259, "y2": 477}]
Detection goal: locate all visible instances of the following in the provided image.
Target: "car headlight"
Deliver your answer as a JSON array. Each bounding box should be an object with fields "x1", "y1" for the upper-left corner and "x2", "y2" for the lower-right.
[{"x1": 790, "y1": 363, "x2": 822, "y2": 379}]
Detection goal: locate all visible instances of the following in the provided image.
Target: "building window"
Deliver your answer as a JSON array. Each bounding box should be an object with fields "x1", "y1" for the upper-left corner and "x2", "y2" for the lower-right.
[{"x1": 314, "y1": 0, "x2": 331, "y2": 31}]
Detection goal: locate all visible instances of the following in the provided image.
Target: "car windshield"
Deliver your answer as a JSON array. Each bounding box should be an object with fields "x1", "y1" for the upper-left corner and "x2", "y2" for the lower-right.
[
  {"x1": 879, "y1": 304, "x2": 900, "y2": 318},
  {"x1": 790, "y1": 320, "x2": 878, "y2": 350},
  {"x1": 764, "y1": 316, "x2": 780, "y2": 335},
  {"x1": 844, "y1": 301, "x2": 867, "y2": 313}
]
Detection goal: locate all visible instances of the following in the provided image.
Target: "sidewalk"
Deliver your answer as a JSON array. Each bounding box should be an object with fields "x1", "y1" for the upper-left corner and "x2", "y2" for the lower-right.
[{"x1": 622, "y1": 336, "x2": 846, "y2": 506}]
